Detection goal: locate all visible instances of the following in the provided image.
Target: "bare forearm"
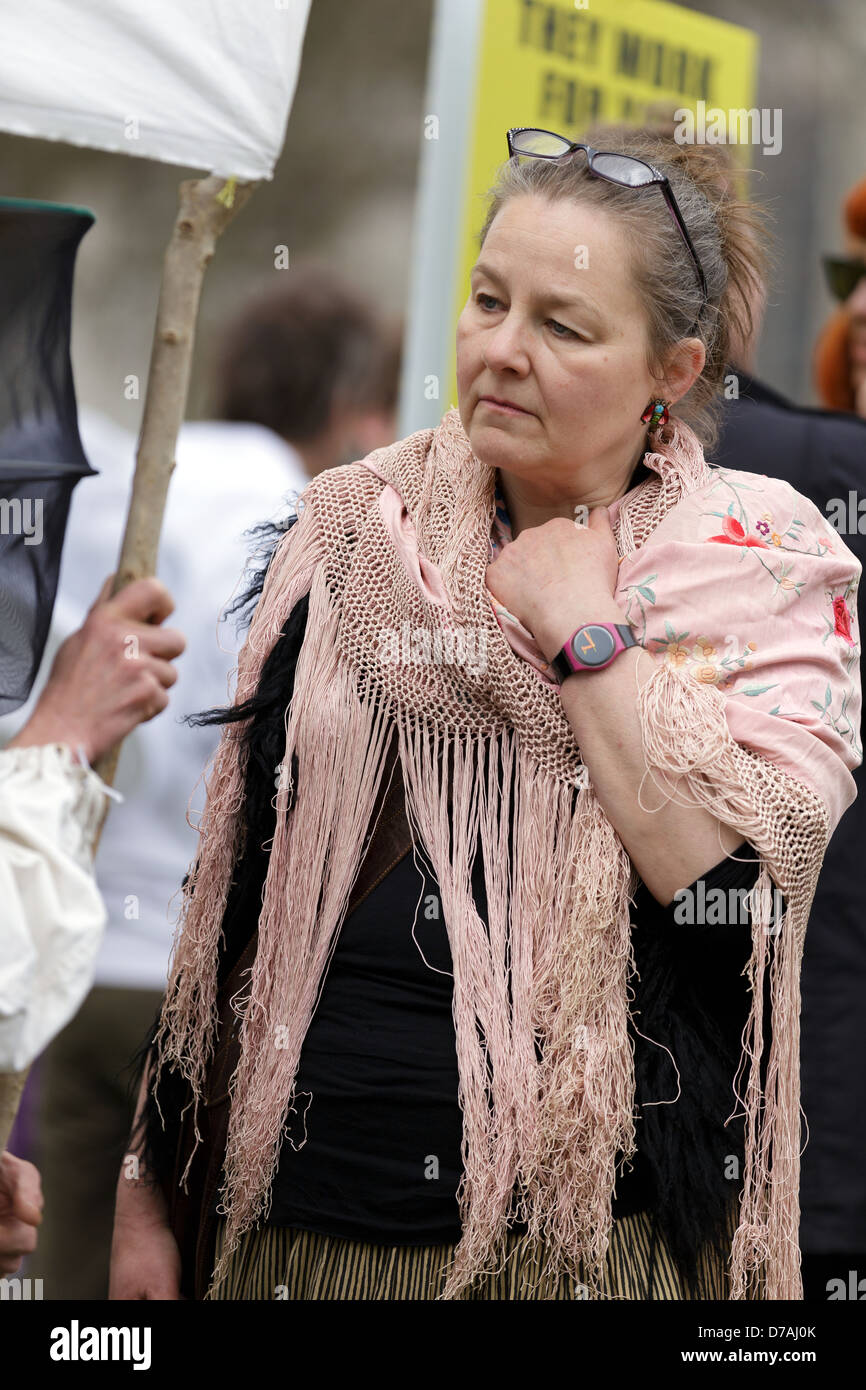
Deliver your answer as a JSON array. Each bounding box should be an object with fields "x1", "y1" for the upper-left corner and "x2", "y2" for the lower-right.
[
  {"x1": 114, "y1": 1055, "x2": 170, "y2": 1228},
  {"x1": 110, "y1": 1052, "x2": 182, "y2": 1299},
  {"x1": 536, "y1": 597, "x2": 744, "y2": 906}
]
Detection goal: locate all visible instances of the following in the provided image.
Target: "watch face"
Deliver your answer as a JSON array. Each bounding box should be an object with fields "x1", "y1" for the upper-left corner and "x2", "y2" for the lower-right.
[{"x1": 570, "y1": 625, "x2": 616, "y2": 667}]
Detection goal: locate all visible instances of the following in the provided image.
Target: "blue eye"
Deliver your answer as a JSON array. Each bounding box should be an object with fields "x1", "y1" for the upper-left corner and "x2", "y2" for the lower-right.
[{"x1": 474, "y1": 293, "x2": 586, "y2": 341}]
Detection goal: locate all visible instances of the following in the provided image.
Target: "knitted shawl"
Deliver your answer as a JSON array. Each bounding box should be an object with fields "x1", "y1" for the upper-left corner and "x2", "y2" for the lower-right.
[{"x1": 154, "y1": 407, "x2": 861, "y2": 1300}]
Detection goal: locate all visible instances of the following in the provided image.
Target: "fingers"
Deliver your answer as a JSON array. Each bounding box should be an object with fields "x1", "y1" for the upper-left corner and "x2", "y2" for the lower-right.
[
  {"x1": 103, "y1": 660, "x2": 178, "y2": 732},
  {"x1": 132, "y1": 659, "x2": 180, "y2": 723},
  {"x1": 0, "y1": 1153, "x2": 42, "y2": 1274},
  {"x1": 83, "y1": 580, "x2": 186, "y2": 695},
  {"x1": 85, "y1": 577, "x2": 184, "y2": 652},
  {"x1": 84, "y1": 581, "x2": 185, "y2": 662},
  {"x1": 9, "y1": 1156, "x2": 43, "y2": 1226},
  {"x1": 105, "y1": 576, "x2": 177, "y2": 626},
  {"x1": 136, "y1": 624, "x2": 186, "y2": 661},
  {"x1": 0, "y1": 1216, "x2": 38, "y2": 1273},
  {"x1": 0, "y1": 1152, "x2": 43, "y2": 1227},
  {"x1": 88, "y1": 574, "x2": 117, "y2": 610},
  {"x1": 18, "y1": 572, "x2": 188, "y2": 760}
]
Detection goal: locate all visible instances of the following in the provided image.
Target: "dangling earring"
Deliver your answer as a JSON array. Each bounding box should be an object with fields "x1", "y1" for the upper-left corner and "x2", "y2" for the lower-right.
[{"x1": 640, "y1": 398, "x2": 671, "y2": 431}]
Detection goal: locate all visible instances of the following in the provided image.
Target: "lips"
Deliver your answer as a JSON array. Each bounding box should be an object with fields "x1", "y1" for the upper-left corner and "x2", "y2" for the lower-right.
[{"x1": 479, "y1": 395, "x2": 531, "y2": 415}]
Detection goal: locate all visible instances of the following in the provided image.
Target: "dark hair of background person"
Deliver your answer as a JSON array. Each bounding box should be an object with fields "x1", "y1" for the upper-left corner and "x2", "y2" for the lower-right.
[{"x1": 210, "y1": 262, "x2": 401, "y2": 443}]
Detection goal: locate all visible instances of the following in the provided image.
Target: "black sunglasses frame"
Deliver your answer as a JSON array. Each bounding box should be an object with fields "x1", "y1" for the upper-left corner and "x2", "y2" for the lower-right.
[
  {"x1": 822, "y1": 254, "x2": 866, "y2": 303},
  {"x1": 506, "y1": 126, "x2": 709, "y2": 323}
]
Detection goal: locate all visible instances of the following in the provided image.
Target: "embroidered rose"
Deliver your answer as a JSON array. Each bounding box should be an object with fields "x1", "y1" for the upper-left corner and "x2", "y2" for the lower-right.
[
  {"x1": 693, "y1": 663, "x2": 725, "y2": 684},
  {"x1": 706, "y1": 514, "x2": 771, "y2": 549},
  {"x1": 663, "y1": 642, "x2": 690, "y2": 667},
  {"x1": 684, "y1": 636, "x2": 757, "y2": 687},
  {"x1": 833, "y1": 596, "x2": 855, "y2": 646}
]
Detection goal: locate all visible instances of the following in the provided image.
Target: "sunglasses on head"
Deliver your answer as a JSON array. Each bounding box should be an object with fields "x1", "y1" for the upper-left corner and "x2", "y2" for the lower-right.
[
  {"x1": 506, "y1": 127, "x2": 708, "y2": 334},
  {"x1": 822, "y1": 255, "x2": 866, "y2": 303}
]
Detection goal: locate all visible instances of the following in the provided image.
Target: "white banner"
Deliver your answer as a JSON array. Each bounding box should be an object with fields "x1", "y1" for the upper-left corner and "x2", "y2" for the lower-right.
[{"x1": 0, "y1": 0, "x2": 312, "y2": 179}]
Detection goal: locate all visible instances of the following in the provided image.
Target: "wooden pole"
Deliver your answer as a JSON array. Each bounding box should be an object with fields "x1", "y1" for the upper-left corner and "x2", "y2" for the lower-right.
[
  {"x1": 94, "y1": 172, "x2": 257, "y2": 793},
  {"x1": 0, "y1": 172, "x2": 257, "y2": 1155}
]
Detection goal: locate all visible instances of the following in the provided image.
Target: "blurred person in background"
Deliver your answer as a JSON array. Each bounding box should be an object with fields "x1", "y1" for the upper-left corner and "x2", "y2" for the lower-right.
[
  {"x1": 1, "y1": 571, "x2": 186, "y2": 1276},
  {"x1": 213, "y1": 260, "x2": 402, "y2": 474},
  {"x1": 813, "y1": 175, "x2": 866, "y2": 420},
  {"x1": 0, "y1": 262, "x2": 401, "y2": 1299}
]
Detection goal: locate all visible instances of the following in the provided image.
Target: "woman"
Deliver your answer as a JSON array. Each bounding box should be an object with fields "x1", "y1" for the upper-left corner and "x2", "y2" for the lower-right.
[
  {"x1": 814, "y1": 170, "x2": 866, "y2": 418},
  {"x1": 110, "y1": 128, "x2": 861, "y2": 1301}
]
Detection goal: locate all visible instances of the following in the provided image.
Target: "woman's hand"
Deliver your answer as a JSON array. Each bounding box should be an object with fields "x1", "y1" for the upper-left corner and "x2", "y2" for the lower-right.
[
  {"x1": 485, "y1": 506, "x2": 623, "y2": 658},
  {"x1": 8, "y1": 574, "x2": 186, "y2": 765},
  {"x1": 0, "y1": 1151, "x2": 43, "y2": 1276},
  {"x1": 109, "y1": 1170, "x2": 183, "y2": 1300},
  {"x1": 109, "y1": 1063, "x2": 183, "y2": 1300},
  {"x1": 109, "y1": 1208, "x2": 183, "y2": 1300}
]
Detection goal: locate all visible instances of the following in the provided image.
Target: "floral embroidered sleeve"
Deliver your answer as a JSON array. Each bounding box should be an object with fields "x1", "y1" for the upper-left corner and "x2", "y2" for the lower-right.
[{"x1": 616, "y1": 468, "x2": 862, "y2": 835}]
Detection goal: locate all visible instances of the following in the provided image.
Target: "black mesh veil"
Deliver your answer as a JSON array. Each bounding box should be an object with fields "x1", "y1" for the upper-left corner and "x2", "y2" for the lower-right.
[{"x1": 0, "y1": 197, "x2": 97, "y2": 716}]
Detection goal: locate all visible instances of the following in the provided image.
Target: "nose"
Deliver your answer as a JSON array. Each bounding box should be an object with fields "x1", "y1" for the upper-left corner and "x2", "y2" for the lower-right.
[{"x1": 482, "y1": 309, "x2": 532, "y2": 375}]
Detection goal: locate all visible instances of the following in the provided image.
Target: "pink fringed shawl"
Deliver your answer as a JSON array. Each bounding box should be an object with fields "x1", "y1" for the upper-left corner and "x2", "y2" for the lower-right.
[{"x1": 154, "y1": 408, "x2": 861, "y2": 1299}]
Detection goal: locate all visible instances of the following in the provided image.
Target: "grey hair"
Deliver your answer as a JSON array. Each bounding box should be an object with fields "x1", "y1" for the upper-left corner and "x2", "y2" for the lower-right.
[{"x1": 476, "y1": 130, "x2": 774, "y2": 454}]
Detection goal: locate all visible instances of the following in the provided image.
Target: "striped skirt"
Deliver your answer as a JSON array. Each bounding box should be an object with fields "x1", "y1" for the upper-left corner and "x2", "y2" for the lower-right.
[{"x1": 206, "y1": 1202, "x2": 743, "y2": 1301}]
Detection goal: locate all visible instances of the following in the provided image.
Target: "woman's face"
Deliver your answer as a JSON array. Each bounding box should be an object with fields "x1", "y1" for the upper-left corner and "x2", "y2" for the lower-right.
[{"x1": 456, "y1": 193, "x2": 686, "y2": 497}]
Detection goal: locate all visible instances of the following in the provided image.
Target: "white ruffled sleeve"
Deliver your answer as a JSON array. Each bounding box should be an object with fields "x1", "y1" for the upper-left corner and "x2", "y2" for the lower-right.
[{"x1": 0, "y1": 743, "x2": 118, "y2": 1072}]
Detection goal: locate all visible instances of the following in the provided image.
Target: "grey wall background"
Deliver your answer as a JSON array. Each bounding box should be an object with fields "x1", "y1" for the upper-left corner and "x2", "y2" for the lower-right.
[{"x1": 0, "y1": 0, "x2": 862, "y2": 435}]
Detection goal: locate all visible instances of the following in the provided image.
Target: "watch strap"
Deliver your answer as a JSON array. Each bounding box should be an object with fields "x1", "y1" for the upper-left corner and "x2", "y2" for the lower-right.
[{"x1": 551, "y1": 622, "x2": 637, "y2": 681}]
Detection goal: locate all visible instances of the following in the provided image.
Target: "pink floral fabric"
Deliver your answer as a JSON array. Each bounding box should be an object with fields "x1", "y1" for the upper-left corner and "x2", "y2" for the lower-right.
[
  {"x1": 365, "y1": 457, "x2": 862, "y2": 833},
  {"x1": 614, "y1": 466, "x2": 861, "y2": 831}
]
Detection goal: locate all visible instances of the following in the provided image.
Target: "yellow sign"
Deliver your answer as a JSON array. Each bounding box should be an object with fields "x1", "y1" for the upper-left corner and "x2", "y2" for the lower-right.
[{"x1": 446, "y1": 0, "x2": 758, "y2": 408}]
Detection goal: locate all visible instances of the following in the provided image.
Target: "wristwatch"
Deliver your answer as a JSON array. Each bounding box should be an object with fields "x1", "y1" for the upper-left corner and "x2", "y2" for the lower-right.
[{"x1": 551, "y1": 621, "x2": 638, "y2": 682}]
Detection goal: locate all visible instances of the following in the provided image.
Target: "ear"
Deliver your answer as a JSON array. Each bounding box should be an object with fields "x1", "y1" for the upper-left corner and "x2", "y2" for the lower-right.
[{"x1": 659, "y1": 337, "x2": 706, "y2": 404}]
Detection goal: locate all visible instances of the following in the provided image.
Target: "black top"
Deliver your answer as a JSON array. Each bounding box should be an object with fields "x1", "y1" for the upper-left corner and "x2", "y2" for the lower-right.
[{"x1": 259, "y1": 830, "x2": 764, "y2": 1246}]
